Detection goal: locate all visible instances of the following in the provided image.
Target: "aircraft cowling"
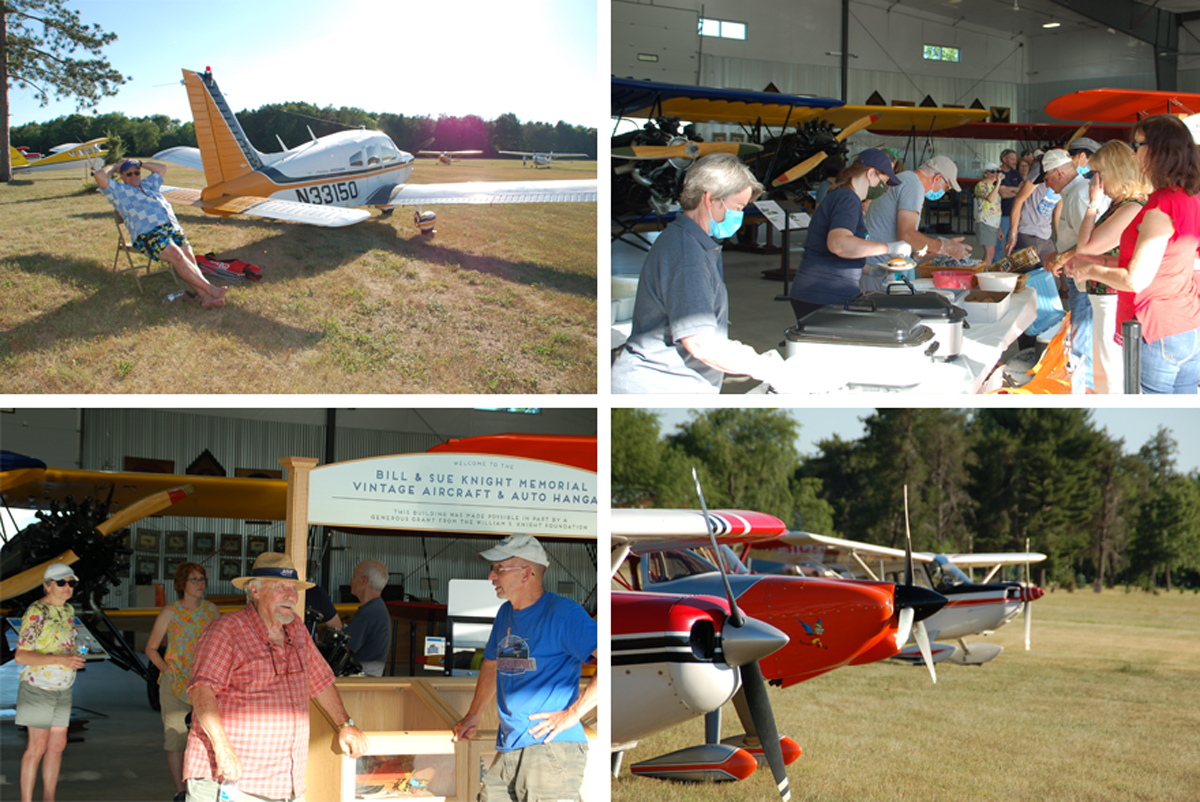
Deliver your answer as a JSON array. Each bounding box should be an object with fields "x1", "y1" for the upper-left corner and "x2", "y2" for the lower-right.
[
  {"x1": 612, "y1": 591, "x2": 786, "y2": 744},
  {"x1": 743, "y1": 119, "x2": 847, "y2": 196},
  {"x1": 611, "y1": 117, "x2": 696, "y2": 217}
]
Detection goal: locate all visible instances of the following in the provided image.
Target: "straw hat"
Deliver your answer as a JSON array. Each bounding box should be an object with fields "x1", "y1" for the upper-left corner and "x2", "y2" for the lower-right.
[{"x1": 231, "y1": 552, "x2": 314, "y2": 590}]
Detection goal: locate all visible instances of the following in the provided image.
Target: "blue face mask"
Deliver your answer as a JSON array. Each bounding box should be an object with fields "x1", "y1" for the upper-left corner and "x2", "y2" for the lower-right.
[
  {"x1": 709, "y1": 200, "x2": 744, "y2": 239},
  {"x1": 1077, "y1": 165, "x2": 1090, "y2": 177},
  {"x1": 925, "y1": 189, "x2": 945, "y2": 201}
]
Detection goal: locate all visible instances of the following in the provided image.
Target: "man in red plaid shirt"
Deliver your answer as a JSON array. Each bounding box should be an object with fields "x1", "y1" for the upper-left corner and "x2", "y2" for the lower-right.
[{"x1": 183, "y1": 554, "x2": 368, "y2": 801}]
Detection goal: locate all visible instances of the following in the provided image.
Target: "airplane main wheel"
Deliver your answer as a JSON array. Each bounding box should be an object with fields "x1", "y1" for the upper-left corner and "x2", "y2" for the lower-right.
[{"x1": 414, "y1": 210, "x2": 437, "y2": 235}]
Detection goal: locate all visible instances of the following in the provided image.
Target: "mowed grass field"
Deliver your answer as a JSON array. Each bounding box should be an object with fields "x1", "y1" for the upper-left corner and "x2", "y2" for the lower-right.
[
  {"x1": 0, "y1": 158, "x2": 597, "y2": 393},
  {"x1": 612, "y1": 589, "x2": 1200, "y2": 802}
]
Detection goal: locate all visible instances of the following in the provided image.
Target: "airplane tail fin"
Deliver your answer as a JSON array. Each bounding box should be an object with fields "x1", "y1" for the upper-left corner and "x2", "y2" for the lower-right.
[
  {"x1": 181, "y1": 68, "x2": 263, "y2": 190},
  {"x1": 9, "y1": 147, "x2": 31, "y2": 168}
]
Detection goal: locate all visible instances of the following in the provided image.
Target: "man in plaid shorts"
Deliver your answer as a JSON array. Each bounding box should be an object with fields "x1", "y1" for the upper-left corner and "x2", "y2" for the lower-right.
[
  {"x1": 94, "y1": 159, "x2": 227, "y2": 308},
  {"x1": 453, "y1": 534, "x2": 597, "y2": 802},
  {"x1": 183, "y1": 554, "x2": 368, "y2": 801}
]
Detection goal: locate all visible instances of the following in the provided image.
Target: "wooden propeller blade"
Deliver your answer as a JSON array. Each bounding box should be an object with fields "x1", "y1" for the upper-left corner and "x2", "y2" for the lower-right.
[
  {"x1": 1068, "y1": 123, "x2": 1090, "y2": 143},
  {"x1": 771, "y1": 114, "x2": 878, "y2": 187},
  {"x1": 1, "y1": 551, "x2": 79, "y2": 602},
  {"x1": 96, "y1": 484, "x2": 194, "y2": 536},
  {"x1": 612, "y1": 142, "x2": 763, "y2": 161}
]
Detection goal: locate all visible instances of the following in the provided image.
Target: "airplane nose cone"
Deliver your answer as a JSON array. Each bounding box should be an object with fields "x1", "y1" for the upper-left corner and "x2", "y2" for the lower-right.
[
  {"x1": 721, "y1": 616, "x2": 789, "y2": 669},
  {"x1": 1019, "y1": 586, "x2": 1045, "y2": 603},
  {"x1": 894, "y1": 584, "x2": 947, "y2": 623}
]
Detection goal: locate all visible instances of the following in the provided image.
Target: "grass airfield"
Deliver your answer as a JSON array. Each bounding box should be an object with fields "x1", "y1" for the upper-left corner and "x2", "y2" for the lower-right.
[
  {"x1": 0, "y1": 158, "x2": 597, "y2": 394},
  {"x1": 611, "y1": 588, "x2": 1200, "y2": 802}
]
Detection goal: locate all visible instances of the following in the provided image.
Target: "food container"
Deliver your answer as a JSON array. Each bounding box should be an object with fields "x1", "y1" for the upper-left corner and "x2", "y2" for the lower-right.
[
  {"x1": 932, "y1": 270, "x2": 976, "y2": 289},
  {"x1": 612, "y1": 274, "x2": 639, "y2": 300},
  {"x1": 959, "y1": 289, "x2": 1012, "y2": 323},
  {"x1": 859, "y1": 287, "x2": 970, "y2": 359},
  {"x1": 782, "y1": 305, "x2": 940, "y2": 387},
  {"x1": 1009, "y1": 246, "x2": 1041, "y2": 270},
  {"x1": 976, "y1": 272, "x2": 1020, "y2": 292},
  {"x1": 611, "y1": 298, "x2": 635, "y2": 324}
]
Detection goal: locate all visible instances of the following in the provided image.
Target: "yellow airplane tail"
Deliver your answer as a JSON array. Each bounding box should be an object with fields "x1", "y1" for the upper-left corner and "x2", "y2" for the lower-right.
[
  {"x1": 9, "y1": 147, "x2": 31, "y2": 168},
  {"x1": 181, "y1": 68, "x2": 264, "y2": 193}
]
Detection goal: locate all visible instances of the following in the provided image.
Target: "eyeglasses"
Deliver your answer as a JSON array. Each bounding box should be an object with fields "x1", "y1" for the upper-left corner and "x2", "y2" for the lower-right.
[
  {"x1": 122, "y1": 169, "x2": 141, "y2": 176},
  {"x1": 187, "y1": 577, "x2": 207, "y2": 584},
  {"x1": 1131, "y1": 142, "x2": 1146, "y2": 152},
  {"x1": 52, "y1": 579, "x2": 78, "y2": 588},
  {"x1": 489, "y1": 564, "x2": 525, "y2": 576}
]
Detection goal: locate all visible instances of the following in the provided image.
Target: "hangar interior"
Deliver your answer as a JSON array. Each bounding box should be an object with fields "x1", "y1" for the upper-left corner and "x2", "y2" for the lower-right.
[
  {"x1": 611, "y1": 0, "x2": 1200, "y2": 389},
  {"x1": 1, "y1": 407, "x2": 598, "y2": 620}
]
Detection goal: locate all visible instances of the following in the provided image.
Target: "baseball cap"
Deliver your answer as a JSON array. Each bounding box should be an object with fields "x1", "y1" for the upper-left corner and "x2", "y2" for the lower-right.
[
  {"x1": 922, "y1": 155, "x2": 961, "y2": 191},
  {"x1": 1067, "y1": 137, "x2": 1101, "y2": 154},
  {"x1": 118, "y1": 159, "x2": 141, "y2": 173},
  {"x1": 1034, "y1": 149, "x2": 1072, "y2": 183},
  {"x1": 855, "y1": 148, "x2": 901, "y2": 186},
  {"x1": 44, "y1": 562, "x2": 78, "y2": 582},
  {"x1": 983, "y1": 161, "x2": 1000, "y2": 172},
  {"x1": 478, "y1": 533, "x2": 549, "y2": 567}
]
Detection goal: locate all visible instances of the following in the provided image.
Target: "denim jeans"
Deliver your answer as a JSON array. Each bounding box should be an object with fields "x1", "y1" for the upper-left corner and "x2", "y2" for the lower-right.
[
  {"x1": 1067, "y1": 281, "x2": 1092, "y2": 393},
  {"x1": 1140, "y1": 327, "x2": 1200, "y2": 394}
]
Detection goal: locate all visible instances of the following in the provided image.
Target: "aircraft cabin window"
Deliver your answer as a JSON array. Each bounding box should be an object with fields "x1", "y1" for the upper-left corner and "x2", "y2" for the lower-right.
[
  {"x1": 367, "y1": 145, "x2": 380, "y2": 166},
  {"x1": 647, "y1": 549, "x2": 717, "y2": 583},
  {"x1": 381, "y1": 142, "x2": 399, "y2": 162},
  {"x1": 349, "y1": 151, "x2": 363, "y2": 167}
]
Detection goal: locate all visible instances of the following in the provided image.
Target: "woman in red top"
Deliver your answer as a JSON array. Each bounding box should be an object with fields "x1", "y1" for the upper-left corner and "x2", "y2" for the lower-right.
[{"x1": 1069, "y1": 115, "x2": 1200, "y2": 394}]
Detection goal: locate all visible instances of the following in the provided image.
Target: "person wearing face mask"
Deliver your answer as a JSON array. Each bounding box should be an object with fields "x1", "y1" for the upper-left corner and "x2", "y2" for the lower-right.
[
  {"x1": 789, "y1": 149, "x2": 908, "y2": 320},
  {"x1": 862, "y1": 155, "x2": 971, "y2": 293},
  {"x1": 612, "y1": 153, "x2": 795, "y2": 393}
]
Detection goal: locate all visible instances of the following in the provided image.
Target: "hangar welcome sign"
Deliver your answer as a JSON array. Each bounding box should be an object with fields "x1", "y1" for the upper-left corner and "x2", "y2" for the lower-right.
[{"x1": 305, "y1": 453, "x2": 597, "y2": 537}]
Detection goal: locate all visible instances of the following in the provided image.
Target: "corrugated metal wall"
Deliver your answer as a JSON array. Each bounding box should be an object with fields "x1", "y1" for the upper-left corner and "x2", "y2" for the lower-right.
[{"x1": 80, "y1": 410, "x2": 595, "y2": 613}]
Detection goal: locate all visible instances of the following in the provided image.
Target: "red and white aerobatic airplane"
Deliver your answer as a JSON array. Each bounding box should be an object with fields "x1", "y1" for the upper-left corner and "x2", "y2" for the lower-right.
[
  {"x1": 613, "y1": 500, "x2": 947, "y2": 798},
  {"x1": 748, "y1": 532, "x2": 1046, "y2": 666},
  {"x1": 152, "y1": 68, "x2": 596, "y2": 230}
]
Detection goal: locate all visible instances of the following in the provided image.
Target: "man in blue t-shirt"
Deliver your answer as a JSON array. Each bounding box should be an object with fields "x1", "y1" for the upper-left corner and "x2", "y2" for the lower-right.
[
  {"x1": 452, "y1": 534, "x2": 597, "y2": 802},
  {"x1": 344, "y1": 559, "x2": 392, "y2": 676}
]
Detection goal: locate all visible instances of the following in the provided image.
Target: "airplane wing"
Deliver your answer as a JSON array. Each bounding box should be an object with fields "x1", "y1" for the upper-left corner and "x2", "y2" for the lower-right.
[
  {"x1": 418, "y1": 150, "x2": 483, "y2": 156},
  {"x1": 946, "y1": 552, "x2": 1047, "y2": 567},
  {"x1": 153, "y1": 146, "x2": 205, "y2": 172},
  {"x1": 159, "y1": 186, "x2": 371, "y2": 227},
  {"x1": 1046, "y1": 88, "x2": 1200, "y2": 122},
  {"x1": 612, "y1": 508, "x2": 788, "y2": 549},
  {"x1": 926, "y1": 121, "x2": 1132, "y2": 142},
  {"x1": 613, "y1": 76, "x2": 844, "y2": 126},
  {"x1": 376, "y1": 179, "x2": 596, "y2": 206},
  {"x1": 747, "y1": 531, "x2": 937, "y2": 564},
  {"x1": 834, "y1": 105, "x2": 992, "y2": 134},
  {"x1": 1, "y1": 464, "x2": 287, "y2": 520}
]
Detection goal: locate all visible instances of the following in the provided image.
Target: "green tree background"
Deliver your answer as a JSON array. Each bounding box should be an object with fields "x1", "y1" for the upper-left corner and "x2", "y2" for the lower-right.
[{"x1": 612, "y1": 409, "x2": 1200, "y2": 590}]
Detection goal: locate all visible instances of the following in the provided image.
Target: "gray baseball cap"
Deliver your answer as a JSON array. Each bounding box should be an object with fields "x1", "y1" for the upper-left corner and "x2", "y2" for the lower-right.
[{"x1": 479, "y1": 534, "x2": 549, "y2": 566}]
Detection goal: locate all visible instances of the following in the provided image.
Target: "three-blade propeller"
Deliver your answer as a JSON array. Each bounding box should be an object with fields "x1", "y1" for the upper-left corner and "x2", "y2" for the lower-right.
[
  {"x1": 900, "y1": 486, "x2": 941, "y2": 683},
  {"x1": 693, "y1": 468, "x2": 791, "y2": 802}
]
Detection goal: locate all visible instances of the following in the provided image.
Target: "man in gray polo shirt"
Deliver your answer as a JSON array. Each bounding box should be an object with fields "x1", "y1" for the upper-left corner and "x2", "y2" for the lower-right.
[{"x1": 862, "y1": 155, "x2": 971, "y2": 292}]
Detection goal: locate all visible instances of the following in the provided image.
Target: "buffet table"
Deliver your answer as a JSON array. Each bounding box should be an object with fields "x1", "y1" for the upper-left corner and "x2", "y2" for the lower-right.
[{"x1": 765, "y1": 288, "x2": 1037, "y2": 394}]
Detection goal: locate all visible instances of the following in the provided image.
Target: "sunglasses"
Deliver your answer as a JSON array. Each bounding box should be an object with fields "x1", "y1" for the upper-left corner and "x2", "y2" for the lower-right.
[
  {"x1": 51, "y1": 579, "x2": 78, "y2": 588},
  {"x1": 1131, "y1": 142, "x2": 1146, "y2": 152},
  {"x1": 122, "y1": 169, "x2": 141, "y2": 177}
]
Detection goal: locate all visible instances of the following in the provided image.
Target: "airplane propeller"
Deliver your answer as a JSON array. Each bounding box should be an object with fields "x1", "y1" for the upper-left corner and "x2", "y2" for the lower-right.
[
  {"x1": 899, "y1": 486, "x2": 940, "y2": 683},
  {"x1": 770, "y1": 114, "x2": 879, "y2": 187},
  {"x1": 693, "y1": 468, "x2": 791, "y2": 802},
  {"x1": 1024, "y1": 538, "x2": 1033, "y2": 650}
]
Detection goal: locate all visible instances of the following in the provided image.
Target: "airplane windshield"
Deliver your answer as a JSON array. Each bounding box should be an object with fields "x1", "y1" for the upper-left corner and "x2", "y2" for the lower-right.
[
  {"x1": 645, "y1": 549, "x2": 718, "y2": 584},
  {"x1": 928, "y1": 554, "x2": 973, "y2": 590},
  {"x1": 716, "y1": 544, "x2": 752, "y2": 575}
]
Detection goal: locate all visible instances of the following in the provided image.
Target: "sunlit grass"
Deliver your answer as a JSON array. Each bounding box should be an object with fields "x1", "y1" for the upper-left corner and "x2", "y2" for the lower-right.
[
  {"x1": 611, "y1": 588, "x2": 1200, "y2": 802},
  {"x1": 0, "y1": 160, "x2": 597, "y2": 393}
]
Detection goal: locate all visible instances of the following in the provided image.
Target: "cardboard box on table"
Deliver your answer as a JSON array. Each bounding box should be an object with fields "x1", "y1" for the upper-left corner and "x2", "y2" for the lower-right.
[{"x1": 307, "y1": 676, "x2": 599, "y2": 801}]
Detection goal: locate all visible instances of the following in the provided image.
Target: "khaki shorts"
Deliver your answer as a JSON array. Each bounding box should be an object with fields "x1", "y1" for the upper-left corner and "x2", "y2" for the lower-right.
[
  {"x1": 15, "y1": 681, "x2": 73, "y2": 729},
  {"x1": 160, "y1": 679, "x2": 192, "y2": 751},
  {"x1": 480, "y1": 741, "x2": 588, "y2": 802}
]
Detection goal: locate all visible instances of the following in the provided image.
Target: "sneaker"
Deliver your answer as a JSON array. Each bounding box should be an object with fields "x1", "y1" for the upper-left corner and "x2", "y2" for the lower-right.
[{"x1": 173, "y1": 792, "x2": 187, "y2": 802}]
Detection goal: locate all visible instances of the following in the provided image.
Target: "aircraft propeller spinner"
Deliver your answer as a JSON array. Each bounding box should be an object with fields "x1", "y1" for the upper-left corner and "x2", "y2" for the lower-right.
[{"x1": 692, "y1": 468, "x2": 792, "y2": 802}]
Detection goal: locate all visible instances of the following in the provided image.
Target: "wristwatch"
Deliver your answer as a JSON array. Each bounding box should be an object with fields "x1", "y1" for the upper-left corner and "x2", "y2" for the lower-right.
[{"x1": 338, "y1": 718, "x2": 356, "y2": 729}]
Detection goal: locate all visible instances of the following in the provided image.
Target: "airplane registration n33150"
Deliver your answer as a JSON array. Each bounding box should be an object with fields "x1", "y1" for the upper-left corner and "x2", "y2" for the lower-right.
[{"x1": 152, "y1": 68, "x2": 596, "y2": 229}]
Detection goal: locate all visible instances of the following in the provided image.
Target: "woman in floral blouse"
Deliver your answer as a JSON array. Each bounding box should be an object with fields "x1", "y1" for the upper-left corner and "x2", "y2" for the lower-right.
[
  {"x1": 15, "y1": 562, "x2": 87, "y2": 802},
  {"x1": 145, "y1": 562, "x2": 219, "y2": 802}
]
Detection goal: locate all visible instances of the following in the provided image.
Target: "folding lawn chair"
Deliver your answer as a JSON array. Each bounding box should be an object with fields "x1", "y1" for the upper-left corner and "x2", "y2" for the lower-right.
[{"x1": 112, "y1": 211, "x2": 179, "y2": 294}]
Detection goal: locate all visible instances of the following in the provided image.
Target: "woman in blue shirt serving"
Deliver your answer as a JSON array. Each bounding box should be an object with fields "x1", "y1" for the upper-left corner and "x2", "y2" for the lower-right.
[
  {"x1": 94, "y1": 160, "x2": 227, "y2": 308},
  {"x1": 789, "y1": 149, "x2": 912, "y2": 320}
]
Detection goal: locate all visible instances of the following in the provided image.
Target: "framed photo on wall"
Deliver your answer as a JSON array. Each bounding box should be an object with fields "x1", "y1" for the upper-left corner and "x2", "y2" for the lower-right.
[
  {"x1": 165, "y1": 531, "x2": 188, "y2": 554},
  {"x1": 194, "y1": 533, "x2": 216, "y2": 555},
  {"x1": 164, "y1": 558, "x2": 184, "y2": 582},
  {"x1": 247, "y1": 536, "x2": 268, "y2": 558},
  {"x1": 136, "y1": 529, "x2": 161, "y2": 552},
  {"x1": 220, "y1": 559, "x2": 241, "y2": 582},
  {"x1": 273, "y1": 537, "x2": 287, "y2": 554},
  {"x1": 135, "y1": 556, "x2": 158, "y2": 580},
  {"x1": 220, "y1": 534, "x2": 242, "y2": 556}
]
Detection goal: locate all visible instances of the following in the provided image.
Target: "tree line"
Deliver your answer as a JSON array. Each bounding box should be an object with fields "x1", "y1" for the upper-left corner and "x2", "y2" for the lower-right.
[
  {"x1": 613, "y1": 408, "x2": 1200, "y2": 592},
  {"x1": 9, "y1": 105, "x2": 597, "y2": 160}
]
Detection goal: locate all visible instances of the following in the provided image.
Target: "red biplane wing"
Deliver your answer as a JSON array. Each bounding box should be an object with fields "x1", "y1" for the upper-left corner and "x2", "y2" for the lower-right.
[{"x1": 1046, "y1": 88, "x2": 1200, "y2": 122}]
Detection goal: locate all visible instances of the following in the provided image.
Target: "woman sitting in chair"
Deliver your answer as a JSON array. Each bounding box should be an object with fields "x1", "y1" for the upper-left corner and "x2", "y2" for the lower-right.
[{"x1": 94, "y1": 160, "x2": 226, "y2": 308}]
